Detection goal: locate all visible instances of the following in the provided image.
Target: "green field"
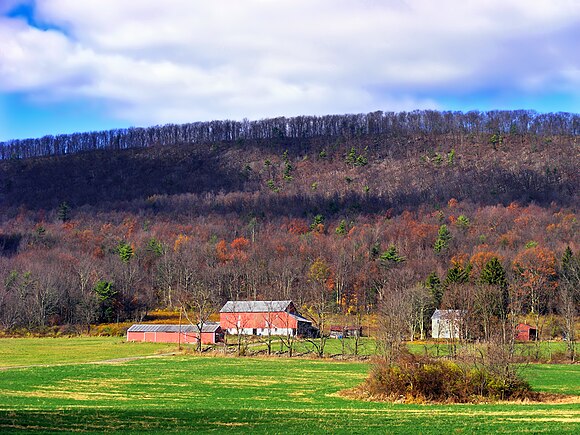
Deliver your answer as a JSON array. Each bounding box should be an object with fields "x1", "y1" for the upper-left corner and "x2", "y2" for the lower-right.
[
  {"x1": 0, "y1": 337, "x2": 174, "y2": 367},
  {"x1": 247, "y1": 337, "x2": 570, "y2": 361},
  {"x1": 0, "y1": 338, "x2": 578, "y2": 434}
]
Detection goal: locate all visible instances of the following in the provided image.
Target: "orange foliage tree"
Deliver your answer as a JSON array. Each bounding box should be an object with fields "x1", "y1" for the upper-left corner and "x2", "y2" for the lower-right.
[{"x1": 512, "y1": 246, "x2": 557, "y2": 316}]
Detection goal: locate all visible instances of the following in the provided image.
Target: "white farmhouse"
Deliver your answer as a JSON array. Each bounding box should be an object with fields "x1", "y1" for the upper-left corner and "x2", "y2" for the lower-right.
[{"x1": 431, "y1": 309, "x2": 464, "y2": 339}]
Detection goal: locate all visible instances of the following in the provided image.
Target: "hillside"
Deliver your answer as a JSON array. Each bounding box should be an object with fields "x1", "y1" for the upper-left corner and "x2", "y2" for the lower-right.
[
  {"x1": 1, "y1": 127, "x2": 577, "y2": 214},
  {"x1": 0, "y1": 110, "x2": 578, "y2": 338}
]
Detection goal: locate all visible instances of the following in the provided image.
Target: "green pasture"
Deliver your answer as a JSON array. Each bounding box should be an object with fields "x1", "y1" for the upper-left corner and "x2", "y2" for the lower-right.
[
  {"x1": 0, "y1": 337, "x2": 173, "y2": 367},
  {"x1": 246, "y1": 336, "x2": 570, "y2": 361},
  {"x1": 0, "y1": 338, "x2": 578, "y2": 434},
  {"x1": 0, "y1": 336, "x2": 571, "y2": 365}
]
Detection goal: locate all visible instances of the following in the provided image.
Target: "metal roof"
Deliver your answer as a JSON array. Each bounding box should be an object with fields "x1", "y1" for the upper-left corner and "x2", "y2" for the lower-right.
[
  {"x1": 219, "y1": 300, "x2": 294, "y2": 313},
  {"x1": 127, "y1": 323, "x2": 221, "y2": 333},
  {"x1": 431, "y1": 309, "x2": 465, "y2": 320},
  {"x1": 288, "y1": 313, "x2": 311, "y2": 324}
]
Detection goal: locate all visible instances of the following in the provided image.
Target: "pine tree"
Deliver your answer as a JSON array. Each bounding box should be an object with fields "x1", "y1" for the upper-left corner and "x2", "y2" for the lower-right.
[
  {"x1": 480, "y1": 257, "x2": 507, "y2": 288},
  {"x1": 380, "y1": 244, "x2": 405, "y2": 263},
  {"x1": 335, "y1": 219, "x2": 347, "y2": 236},
  {"x1": 370, "y1": 241, "x2": 381, "y2": 260},
  {"x1": 118, "y1": 241, "x2": 134, "y2": 263},
  {"x1": 425, "y1": 272, "x2": 443, "y2": 308},
  {"x1": 94, "y1": 280, "x2": 117, "y2": 322},
  {"x1": 57, "y1": 201, "x2": 71, "y2": 222},
  {"x1": 434, "y1": 224, "x2": 452, "y2": 253},
  {"x1": 480, "y1": 257, "x2": 509, "y2": 318},
  {"x1": 444, "y1": 262, "x2": 470, "y2": 286},
  {"x1": 561, "y1": 246, "x2": 573, "y2": 277}
]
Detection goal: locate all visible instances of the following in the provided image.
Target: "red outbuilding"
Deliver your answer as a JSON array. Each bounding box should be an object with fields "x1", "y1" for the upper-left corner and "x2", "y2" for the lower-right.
[
  {"x1": 127, "y1": 323, "x2": 223, "y2": 344},
  {"x1": 219, "y1": 300, "x2": 315, "y2": 337},
  {"x1": 515, "y1": 323, "x2": 537, "y2": 341}
]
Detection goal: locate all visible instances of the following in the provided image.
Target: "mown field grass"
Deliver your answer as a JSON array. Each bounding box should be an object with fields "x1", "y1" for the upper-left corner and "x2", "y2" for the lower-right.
[
  {"x1": 248, "y1": 336, "x2": 570, "y2": 361},
  {"x1": 0, "y1": 337, "x2": 173, "y2": 367},
  {"x1": 0, "y1": 338, "x2": 578, "y2": 434}
]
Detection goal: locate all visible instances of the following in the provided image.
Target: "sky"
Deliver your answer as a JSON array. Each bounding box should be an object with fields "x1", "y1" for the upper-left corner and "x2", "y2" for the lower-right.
[{"x1": 0, "y1": 0, "x2": 579, "y2": 141}]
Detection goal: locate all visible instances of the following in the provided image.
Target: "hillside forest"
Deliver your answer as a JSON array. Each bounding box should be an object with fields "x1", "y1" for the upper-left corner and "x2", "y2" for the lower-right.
[{"x1": 0, "y1": 110, "x2": 578, "y2": 348}]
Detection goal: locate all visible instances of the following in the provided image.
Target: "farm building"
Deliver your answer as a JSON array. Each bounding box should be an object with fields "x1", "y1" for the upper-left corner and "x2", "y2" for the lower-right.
[
  {"x1": 219, "y1": 300, "x2": 315, "y2": 337},
  {"x1": 431, "y1": 309, "x2": 464, "y2": 339},
  {"x1": 329, "y1": 325, "x2": 363, "y2": 339},
  {"x1": 515, "y1": 323, "x2": 537, "y2": 341},
  {"x1": 127, "y1": 323, "x2": 223, "y2": 344}
]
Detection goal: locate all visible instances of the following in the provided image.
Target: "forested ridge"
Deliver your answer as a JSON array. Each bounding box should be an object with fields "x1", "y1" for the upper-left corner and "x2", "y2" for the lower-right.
[{"x1": 0, "y1": 110, "x2": 578, "y2": 344}]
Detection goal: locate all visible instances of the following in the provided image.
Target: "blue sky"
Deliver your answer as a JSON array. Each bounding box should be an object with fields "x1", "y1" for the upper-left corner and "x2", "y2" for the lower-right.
[{"x1": 1, "y1": 0, "x2": 579, "y2": 141}]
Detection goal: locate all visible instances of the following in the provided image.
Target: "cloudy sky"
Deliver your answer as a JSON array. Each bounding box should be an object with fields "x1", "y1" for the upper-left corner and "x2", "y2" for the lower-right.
[{"x1": 1, "y1": 0, "x2": 579, "y2": 140}]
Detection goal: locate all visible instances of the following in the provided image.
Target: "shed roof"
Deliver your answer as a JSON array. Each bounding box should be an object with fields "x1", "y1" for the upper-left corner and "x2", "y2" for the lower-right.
[
  {"x1": 127, "y1": 323, "x2": 221, "y2": 333},
  {"x1": 220, "y1": 300, "x2": 293, "y2": 313}
]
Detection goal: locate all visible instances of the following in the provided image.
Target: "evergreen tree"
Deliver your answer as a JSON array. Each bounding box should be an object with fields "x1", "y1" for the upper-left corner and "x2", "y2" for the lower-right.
[
  {"x1": 425, "y1": 272, "x2": 443, "y2": 308},
  {"x1": 94, "y1": 280, "x2": 117, "y2": 322},
  {"x1": 57, "y1": 201, "x2": 71, "y2": 222},
  {"x1": 434, "y1": 224, "x2": 452, "y2": 253},
  {"x1": 444, "y1": 262, "x2": 471, "y2": 286},
  {"x1": 480, "y1": 257, "x2": 507, "y2": 288},
  {"x1": 370, "y1": 241, "x2": 381, "y2": 260},
  {"x1": 561, "y1": 246, "x2": 574, "y2": 277},
  {"x1": 146, "y1": 237, "x2": 164, "y2": 256},
  {"x1": 118, "y1": 241, "x2": 134, "y2": 263},
  {"x1": 335, "y1": 219, "x2": 347, "y2": 236},
  {"x1": 480, "y1": 257, "x2": 509, "y2": 318},
  {"x1": 380, "y1": 244, "x2": 405, "y2": 263}
]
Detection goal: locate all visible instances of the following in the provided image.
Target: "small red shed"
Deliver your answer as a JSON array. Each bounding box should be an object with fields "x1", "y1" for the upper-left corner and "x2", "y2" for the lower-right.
[
  {"x1": 127, "y1": 323, "x2": 223, "y2": 344},
  {"x1": 515, "y1": 323, "x2": 537, "y2": 341}
]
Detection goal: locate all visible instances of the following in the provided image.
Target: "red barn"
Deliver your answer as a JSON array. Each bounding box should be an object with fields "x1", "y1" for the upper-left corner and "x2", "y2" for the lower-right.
[
  {"x1": 219, "y1": 300, "x2": 314, "y2": 337},
  {"x1": 127, "y1": 323, "x2": 223, "y2": 344},
  {"x1": 515, "y1": 323, "x2": 537, "y2": 341}
]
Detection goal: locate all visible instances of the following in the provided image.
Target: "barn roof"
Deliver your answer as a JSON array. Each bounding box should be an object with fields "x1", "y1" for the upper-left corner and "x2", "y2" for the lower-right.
[
  {"x1": 219, "y1": 300, "x2": 293, "y2": 313},
  {"x1": 288, "y1": 313, "x2": 311, "y2": 324},
  {"x1": 127, "y1": 323, "x2": 221, "y2": 333}
]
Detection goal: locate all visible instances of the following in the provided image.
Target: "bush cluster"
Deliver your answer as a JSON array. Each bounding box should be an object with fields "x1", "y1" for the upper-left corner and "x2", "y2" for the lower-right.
[{"x1": 365, "y1": 352, "x2": 533, "y2": 403}]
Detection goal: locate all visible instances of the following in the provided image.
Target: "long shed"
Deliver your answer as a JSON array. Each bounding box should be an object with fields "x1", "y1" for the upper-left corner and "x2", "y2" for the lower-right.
[{"x1": 127, "y1": 323, "x2": 223, "y2": 344}]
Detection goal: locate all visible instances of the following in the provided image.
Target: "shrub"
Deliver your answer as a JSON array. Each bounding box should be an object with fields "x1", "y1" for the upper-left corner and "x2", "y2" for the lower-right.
[{"x1": 363, "y1": 351, "x2": 533, "y2": 403}]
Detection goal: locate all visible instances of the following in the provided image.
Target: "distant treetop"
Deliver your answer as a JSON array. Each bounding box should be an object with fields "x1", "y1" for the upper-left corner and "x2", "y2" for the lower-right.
[{"x1": 1, "y1": 109, "x2": 578, "y2": 160}]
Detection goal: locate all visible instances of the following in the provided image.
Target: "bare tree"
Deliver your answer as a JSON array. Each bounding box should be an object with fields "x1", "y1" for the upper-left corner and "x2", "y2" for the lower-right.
[
  {"x1": 377, "y1": 286, "x2": 411, "y2": 364},
  {"x1": 559, "y1": 248, "x2": 579, "y2": 361},
  {"x1": 180, "y1": 282, "x2": 218, "y2": 352},
  {"x1": 304, "y1": 258, "x2": 334, "y2": 357},
  {"x1": 408, "y1": 284, "x2": 433, "y2": 341}
]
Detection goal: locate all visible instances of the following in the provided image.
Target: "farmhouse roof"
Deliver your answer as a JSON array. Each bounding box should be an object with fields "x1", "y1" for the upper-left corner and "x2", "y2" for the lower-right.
[
  {"x1": 219, "y1": 300, "x2": 294, "y2": 313},
  {"x1": 431, "y1": 309, "x2": 465, "y2": 320},
  {"x1": 127, "y1": 323, "x2": 221, "y2": 333}
]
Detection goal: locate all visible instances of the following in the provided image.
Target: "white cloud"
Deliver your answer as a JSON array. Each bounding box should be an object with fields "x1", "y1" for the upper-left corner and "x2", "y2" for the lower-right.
[{"x1": 0, "y1": 0, "x2": 579, "y2": 127}]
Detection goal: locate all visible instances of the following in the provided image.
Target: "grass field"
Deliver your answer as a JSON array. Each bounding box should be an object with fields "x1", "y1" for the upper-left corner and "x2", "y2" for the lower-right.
[
  {"x1": 0, "y1": 338, "x2": 579, "y2": 434},
  {"x1": 0, "y1": 337, "x2": 175, "y2": 367},
  {"x1": 248, "y1": 336, "x2": 570, "y2": 361}
]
